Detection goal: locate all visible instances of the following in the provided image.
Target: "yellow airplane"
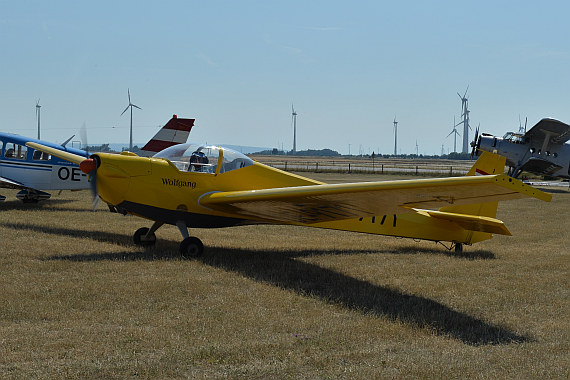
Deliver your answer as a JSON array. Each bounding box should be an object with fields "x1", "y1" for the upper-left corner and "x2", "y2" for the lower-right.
[{"x1": 27, "y1": 140, "x2": 551, "y2": 257}]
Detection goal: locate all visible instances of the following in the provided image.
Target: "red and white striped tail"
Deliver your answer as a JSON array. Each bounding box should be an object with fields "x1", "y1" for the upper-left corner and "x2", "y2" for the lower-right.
[{"x1": 140, "y1": 115, "x2": 195, "y2": 155}]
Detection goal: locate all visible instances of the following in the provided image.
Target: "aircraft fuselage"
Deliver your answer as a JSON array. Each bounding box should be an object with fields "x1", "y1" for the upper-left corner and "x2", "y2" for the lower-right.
[
  {"x1": 0, "y1": 133, "x2": 89, "y2": 199},
  {"x1": 478, "y1": 134, "x2": 570, "y2": 179}
]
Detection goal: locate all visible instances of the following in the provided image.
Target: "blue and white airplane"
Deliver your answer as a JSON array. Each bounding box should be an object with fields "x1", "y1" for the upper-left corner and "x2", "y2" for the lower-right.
[{"x1": 0, "y1": 115, "x2": 195, "y2": 202}]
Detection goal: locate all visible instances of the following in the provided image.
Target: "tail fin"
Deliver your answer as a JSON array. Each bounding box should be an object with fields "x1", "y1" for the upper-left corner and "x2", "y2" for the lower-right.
[
  {"x1": 139, "y1": 115, "x2": 195, "y2": 156},
  {"x1": 466, "y1": 151, "x2": 506, "y2": 176},
  {"x1": 441, "y1": 151, "x2": 507, "y2": 219}
]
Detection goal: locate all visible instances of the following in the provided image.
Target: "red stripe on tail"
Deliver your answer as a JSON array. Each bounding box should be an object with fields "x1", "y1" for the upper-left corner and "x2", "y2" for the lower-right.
[
  {"x1": 162, "y1": 117, "x2": 195, "y2": 131},
  {"x1": 141, "y1": 140, "x2": 179, "y2": 153},
  {"x1": 475, "y1": 168, "x2": 489, "y2": 176}
]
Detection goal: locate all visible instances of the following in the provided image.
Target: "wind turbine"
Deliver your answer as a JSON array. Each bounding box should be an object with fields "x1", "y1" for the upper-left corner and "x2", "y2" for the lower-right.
[
  {"x1": 415, "y1": 140, "x2": 419, "y2": 156},
  {"x1": 291, "y1": 104, "x2": 297, "y2": 153},
  {"x1": 121, "y1": 89, "x2": 142, "y2": 151},
  {"x1": 519, "y1": 115, "x2": 528, "y2": 134},
  {"x1": 446, "y1": 115, "x2": 461, "y2": 153},
  {"x1": 457, "y1": 86, "x2": 471, "y2": 153},
  {"x1": 393, "y1": 117, "x2": 398, "y2": 156},
  {"x1": 35, "y1": 99, "x2": 41, "y2": 139}
]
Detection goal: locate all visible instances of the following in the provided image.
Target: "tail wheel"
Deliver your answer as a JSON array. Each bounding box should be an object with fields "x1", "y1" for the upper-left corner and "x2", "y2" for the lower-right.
[
  {"x1": 133, "y1": 227, "x2": 157, "y2": 247},
  {"x1": 454, "y1": 243, "x2": 463, "y2": 253},
  {"x1": 180, "y1": 237, "x2": 204, "y2": 258}
]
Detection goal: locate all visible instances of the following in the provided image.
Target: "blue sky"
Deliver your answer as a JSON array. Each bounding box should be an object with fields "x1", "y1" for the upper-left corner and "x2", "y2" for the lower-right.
[{"x1": 1, "y1": 1, "x2": 569, "y2": 155}]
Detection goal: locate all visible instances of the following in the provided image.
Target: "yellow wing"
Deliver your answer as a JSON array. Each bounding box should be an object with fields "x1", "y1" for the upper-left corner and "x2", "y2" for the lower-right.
[
  {"x1": 199, "y1": 174, "x2": 551, "y2": 224},
  {"x1": 26, "y1": 142, "x2": 86, "y2": 164}
]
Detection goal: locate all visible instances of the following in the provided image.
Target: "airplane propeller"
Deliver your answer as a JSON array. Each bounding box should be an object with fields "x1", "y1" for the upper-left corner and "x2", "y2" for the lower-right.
[
  {"x1": 79, "y1": 156, "x2": 100, "y2": 211},
  {"x1": 78, "y1": 122, "x2": 100, "y2": 210},
  {"x1": 470, "y1": 126, "x2": 480, "y2": 158}
]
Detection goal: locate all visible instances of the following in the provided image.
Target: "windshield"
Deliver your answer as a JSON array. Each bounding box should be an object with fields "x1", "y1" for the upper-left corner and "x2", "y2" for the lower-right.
[
  {"x1": 154, "y1": 143, "x2": 254, "y2": 173},
  {"x1": 503, "y1": 132, "x2": 525, "y2": 143}
]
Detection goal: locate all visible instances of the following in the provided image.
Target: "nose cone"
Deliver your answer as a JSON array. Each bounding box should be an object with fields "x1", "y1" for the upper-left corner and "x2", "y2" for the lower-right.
[
  {"x1": 478, "y1": 135, "x2": 496, "y2": 153},
  {"x1": 80, "y1": 158, "x2": 97, "y2": 174}
]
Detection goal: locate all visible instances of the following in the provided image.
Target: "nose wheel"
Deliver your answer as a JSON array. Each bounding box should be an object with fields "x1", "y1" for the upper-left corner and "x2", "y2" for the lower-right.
[{"x1": 133, "y1": 227, "x2": 157, "y2": 247}]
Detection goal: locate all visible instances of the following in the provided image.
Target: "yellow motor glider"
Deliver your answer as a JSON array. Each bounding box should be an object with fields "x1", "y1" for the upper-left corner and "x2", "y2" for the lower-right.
[{"x1": 27, "y1": 141, "x2": 551, "y2": 257}]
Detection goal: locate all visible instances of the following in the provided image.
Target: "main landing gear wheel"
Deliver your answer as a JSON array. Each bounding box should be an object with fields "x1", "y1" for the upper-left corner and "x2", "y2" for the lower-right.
[
  {"x1": 179, "y1": 237, "x2": 204, "y2": 258},
  {"x1": 454, "y1": 243, "x2": 463, "y2": 253},
  {"x1": 133, "y1": 227, "x2": 157, "y2": 247}
]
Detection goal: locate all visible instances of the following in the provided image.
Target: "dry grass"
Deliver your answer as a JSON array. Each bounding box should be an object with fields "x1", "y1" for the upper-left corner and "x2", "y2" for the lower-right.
[{"x1": 0, "y1": 173, "x2": 568, "y2": 379}]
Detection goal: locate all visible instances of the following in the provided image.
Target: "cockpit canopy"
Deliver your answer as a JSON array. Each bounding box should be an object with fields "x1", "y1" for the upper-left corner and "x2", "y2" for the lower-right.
[
  {"x1": 153, "y1": 143, "x2": 254, "y2": 174},
  {"x1": 503, "y1": 132, "x2": 526, "y2": 144}
]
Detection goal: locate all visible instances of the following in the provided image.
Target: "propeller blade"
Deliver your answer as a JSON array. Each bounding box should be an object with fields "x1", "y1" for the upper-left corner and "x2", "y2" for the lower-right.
[
  {"x1": 92, "y1": 195, "x2": 100, "y2": 212},
  {"x1": 121, "y1": 105, "x2": 130, "y2": 116},
  {"x1": 470, "y1": 126, "x2": 480, "y2": 158},
  {"x1": 132, "y1": 104, "x2": 142, "y2": 110},
  {"x1": 80, "y1": 157, "x2": 99, "y2": 211},
  {"x1": 128, "y1": 88, "x2": 131, "y2": 103}
]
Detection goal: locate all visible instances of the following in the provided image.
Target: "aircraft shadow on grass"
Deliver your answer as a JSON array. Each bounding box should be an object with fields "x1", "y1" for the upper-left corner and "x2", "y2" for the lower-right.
[
  {"x1": 4, "y1": 222, "x2": 519, "y2": 345},
  {"x1": 0, "y1": 199, "x2": 76, "y2": 211}
]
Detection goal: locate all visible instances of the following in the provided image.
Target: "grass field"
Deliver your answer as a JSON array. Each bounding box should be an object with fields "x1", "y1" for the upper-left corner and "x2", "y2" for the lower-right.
[{"x1": 0, "y1": 172, "x2": 568, "y2": 379}]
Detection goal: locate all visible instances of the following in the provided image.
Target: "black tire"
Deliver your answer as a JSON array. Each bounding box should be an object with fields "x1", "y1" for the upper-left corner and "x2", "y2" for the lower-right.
[
  {"x1": 179, "y1": 237, "x2": 204, "y2": 258},
  {"x1": 133, "y1": 227, "x2": 156, "y2": 247},
  {"x1": 454, "y1": 243, "x2": 463, "y2": 253}
]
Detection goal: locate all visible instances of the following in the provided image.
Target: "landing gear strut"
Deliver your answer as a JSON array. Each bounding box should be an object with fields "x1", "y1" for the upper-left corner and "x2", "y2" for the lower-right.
[
  {"x1": 177, "y1": 221, "x2": 204, "y2": 258},
  {"x1": 133, "y1": 221, "x2": 163, "y2": 247},
  {"x1": 132, "y1": 220, "x2": 204, "y2": 258}
]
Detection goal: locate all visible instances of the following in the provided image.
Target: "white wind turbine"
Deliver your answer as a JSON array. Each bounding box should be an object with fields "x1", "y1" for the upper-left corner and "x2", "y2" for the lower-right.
[
  {"x1": 35, "y1": 99, "x2": 41, "y2": 139},
  {"x1": 446, "y1": 115, "x2": 461, "y2": 153},
  {"x1": 121, "y1": 89, "x2": 142, "y2": 151}
]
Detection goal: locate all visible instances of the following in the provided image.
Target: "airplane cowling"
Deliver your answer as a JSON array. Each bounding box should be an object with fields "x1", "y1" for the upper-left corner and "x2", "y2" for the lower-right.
[{"x1": 94, "y1": 154, "x2": 152, "y2": 206}]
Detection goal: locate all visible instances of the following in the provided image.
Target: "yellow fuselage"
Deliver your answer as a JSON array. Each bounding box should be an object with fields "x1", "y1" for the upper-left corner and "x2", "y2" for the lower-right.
[{"x1": 94, "y1": 152, "x2": 491, "y2": 245}]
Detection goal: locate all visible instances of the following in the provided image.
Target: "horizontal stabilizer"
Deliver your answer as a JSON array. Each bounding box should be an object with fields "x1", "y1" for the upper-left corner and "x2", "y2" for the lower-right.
[{"x1": 415, "y1": 209, "x2": 512, "y2": 236}]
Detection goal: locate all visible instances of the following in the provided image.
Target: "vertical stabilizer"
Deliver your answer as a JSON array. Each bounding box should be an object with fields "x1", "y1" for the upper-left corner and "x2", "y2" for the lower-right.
[
  {"x1": 440, "y1": 151, "x2": 506, "y2": 219},
  {"x1": 466, "y1": 151, "x2": 506, "y2": 176},
  {"x1": 140, "y1": 115, "x2": 195, "y2": 156}
]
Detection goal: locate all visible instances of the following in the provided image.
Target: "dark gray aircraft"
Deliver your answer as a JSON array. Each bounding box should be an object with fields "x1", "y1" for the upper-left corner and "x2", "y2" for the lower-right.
[{"x1": 472, "y1": 118, "x2": 570, "y2": 179}]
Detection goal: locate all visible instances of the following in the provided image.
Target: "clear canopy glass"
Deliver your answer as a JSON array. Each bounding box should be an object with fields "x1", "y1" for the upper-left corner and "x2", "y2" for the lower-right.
[
  {"x1": 502, "y1": 132, "x2": 525, "y2": 144},
  {"x1": 154, "y1": 143, "x2": 254, "y2": 173}
]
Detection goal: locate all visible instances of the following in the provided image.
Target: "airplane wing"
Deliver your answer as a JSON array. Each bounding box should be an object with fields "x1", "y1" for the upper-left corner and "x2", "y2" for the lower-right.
[
  {"x1": 199, "y1": 175, "x2": 551, "y2": 224},
  {"x1": 525, "y1": 118, "x2": 570, "y2": 145},
  {"x1": 519, "y1": 156, "x2": 563, "y2": 175},
  {"x1": 0, "y1": 175, "x2": 26, "y2": 189},
  {"x1": 26, "y1": 142, "x2": 85, "y2": 164}
]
